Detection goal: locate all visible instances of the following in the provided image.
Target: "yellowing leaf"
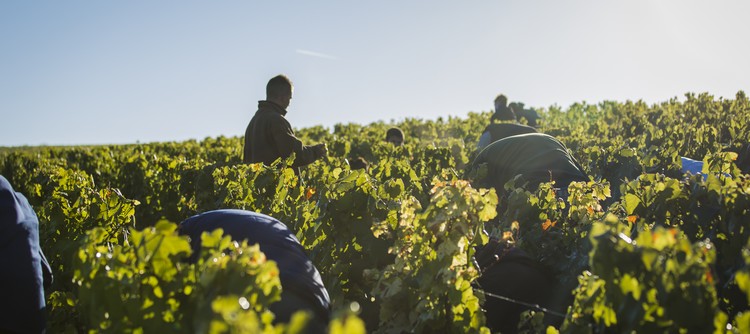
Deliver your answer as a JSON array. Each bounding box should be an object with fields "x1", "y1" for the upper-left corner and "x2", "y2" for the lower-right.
[
  {"x1": 305, "y1": 187, "x2": 316, "y2": 200},
  {"x1": 329, "y1": 315, "x2": 366, "y2": 334},
  {"x1": 542, "y1": 219, "x2": 556, "y2": 231},
  {"x1": 502, "y1": 231, "x2": 513, "y2": 240}
]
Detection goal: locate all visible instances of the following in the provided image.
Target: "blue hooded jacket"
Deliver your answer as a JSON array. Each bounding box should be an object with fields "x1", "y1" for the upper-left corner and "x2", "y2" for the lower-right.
[
  {"x1": 178, "y1": 209, "x2": 331, "y2": 324},
  {"x1": 0, "y1": 175, "x2": 52, "y2": 333}
]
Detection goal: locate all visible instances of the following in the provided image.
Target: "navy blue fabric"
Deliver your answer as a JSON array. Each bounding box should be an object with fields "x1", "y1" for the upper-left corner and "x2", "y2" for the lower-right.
[
  {"x1": 0, "y1": 175, "x2": 49, "y2": 333},
  {"x1": 178, "y1": 209, "x2": 331, "y2": 322}
]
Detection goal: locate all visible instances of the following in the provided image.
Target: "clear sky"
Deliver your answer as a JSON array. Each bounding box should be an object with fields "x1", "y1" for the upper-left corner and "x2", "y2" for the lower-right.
[{"x1": 1, "y1": 1, "x2": 749, "y2": 146}]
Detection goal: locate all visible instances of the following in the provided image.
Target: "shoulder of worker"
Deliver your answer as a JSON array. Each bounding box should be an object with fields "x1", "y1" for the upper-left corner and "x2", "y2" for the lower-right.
[{"x1": 255, "y1": 102, "x2": 292, "y2": 126}]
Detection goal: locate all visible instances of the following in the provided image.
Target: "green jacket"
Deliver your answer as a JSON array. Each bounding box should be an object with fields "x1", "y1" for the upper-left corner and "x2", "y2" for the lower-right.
[
  {"x1": 472, "y1": 133, "x2": 588, "y2": 193},
  {"x1": 243, "y1": 101, "x2": 323, "y2": 168},
  {"x1": 477, "y1": 123, "x2": 538, "y2": 149}
]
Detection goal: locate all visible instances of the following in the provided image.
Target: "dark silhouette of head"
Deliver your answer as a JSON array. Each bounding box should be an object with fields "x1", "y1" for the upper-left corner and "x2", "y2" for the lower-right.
[
  {"x1": 266, "y1": 75, "x2": 293, "y2": 109},
  {"x1": 492, "y1": 94, "x2": 516, "y2": 122},
  {"x1": 386, "y1": 127, "x2": 404, "y2": 146},
  {"x1": 494, "y1": 94, "x2": 508, "y2": 108}
]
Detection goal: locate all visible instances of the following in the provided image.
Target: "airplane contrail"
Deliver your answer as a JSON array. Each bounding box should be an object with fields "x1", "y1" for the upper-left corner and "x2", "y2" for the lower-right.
[{"x1": 295, "y1": 49, "x2": 339, "y2": 60}]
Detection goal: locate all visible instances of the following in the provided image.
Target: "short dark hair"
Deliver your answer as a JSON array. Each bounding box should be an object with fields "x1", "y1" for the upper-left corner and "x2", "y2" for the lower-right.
[
  {"x1": 494, "y1": 94, "x2": 508, "y2": 106},
  {"x1": 266, "y1": 75, "x2": 293, "y2": 99},
  {"x1": 386, "y1": 127, "x2": 404, "y2": 141}
]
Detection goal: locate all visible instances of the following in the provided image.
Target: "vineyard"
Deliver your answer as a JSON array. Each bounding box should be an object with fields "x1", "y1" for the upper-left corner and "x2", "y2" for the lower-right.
[{"x1": 2, "y1": 91, "x2": 750, "y2": 333}]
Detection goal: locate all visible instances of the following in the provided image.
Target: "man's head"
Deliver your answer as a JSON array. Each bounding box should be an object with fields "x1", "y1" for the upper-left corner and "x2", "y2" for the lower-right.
[
  {"x1": 266, "y1": 75, "x2": 294, "y2": 109},
  {"x1": 386, "y1": 127, "x2": 404, "y2": 146},
  {"x1": 494, "y1": 94, "x2": 508, "y2": 108},
  {"x1": 491, "y1": 94, "x2": 516, "y2": 122}
]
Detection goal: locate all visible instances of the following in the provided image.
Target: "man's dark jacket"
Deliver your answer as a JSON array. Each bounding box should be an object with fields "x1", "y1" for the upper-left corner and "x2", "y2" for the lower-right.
[
  {"x1": 0, "y1": 175, "x2": 52, "y2": 333},
  {"x1": 492, "y1": 105, "x2": 516, "y2": 122},
  {"x1": 243, "y1": 101, "x2": 323, "y2": 167}
]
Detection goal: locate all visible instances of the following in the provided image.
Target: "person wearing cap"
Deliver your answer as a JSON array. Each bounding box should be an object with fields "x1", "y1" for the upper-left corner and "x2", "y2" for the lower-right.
[
  {"x1": 243, "y1": 75, "x2": 328, "y2": 170},
  {"x1": 385, "y1": 127, "x2": 404, "y2": 146},
  {"x1": 470, "y1": 133, "x2": 588, "y2": 197},
  {"x1": 0, "y1": 175, "x2": 53, "y2": 334},
  {"x1": 178, "y1": 209, "x2": 331, "y2": 332}
]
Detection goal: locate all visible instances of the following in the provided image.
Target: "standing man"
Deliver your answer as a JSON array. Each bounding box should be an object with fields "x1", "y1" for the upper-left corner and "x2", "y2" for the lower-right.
[{"x1": 243, "y1": 75, "x2": 327, "y2": 169}]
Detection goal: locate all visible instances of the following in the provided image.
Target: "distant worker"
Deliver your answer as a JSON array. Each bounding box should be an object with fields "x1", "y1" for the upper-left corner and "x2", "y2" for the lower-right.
[
  {"x1": 179, "y1": 209, "x2": 331, "y2": 331},
  {"x1": 348, "y1": 157, "x2": 370, "y2": 171},
  {"x1": 243, "y1": 75, "x2": 327, "y2": 170},
  {"x1": 385, "y1": 127, "x2": 404, "y2": 146},
  {"x1": 478, "y1": 95, "x2": 538, "y2": 150},
  {"x1": 0, "y1": 175, "x2": 53, "y2": 334},
  {"x1": 680, "y1": 157, "x2": 704, "y2": 178},
  {"x1": 680, "y1": 143, "x2": 750, "y2": 178},
  {"x1": 490, "y1": 94, "x2": 516, "y2": 122},
  {"x1": 470, "y1": 133, "x2": 588, "y2": 197},
  {"x1": 509, "y1": 102, "x2": 541, "y2": 127}
]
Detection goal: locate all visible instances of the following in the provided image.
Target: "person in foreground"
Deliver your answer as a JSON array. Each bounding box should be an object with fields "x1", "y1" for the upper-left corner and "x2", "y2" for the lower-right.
[
  {"x1": 473, "y1": 237, "x2": 559, "y2": 334},
  {"x1": 470, "y1": 133, "x2": 588, "y2": 197},
  {"x1": 178, "y1": 209, "x2": 331, "y2": 331},
  {"x1": 0, "y1": 175, "x2": 53, "y2": 334},
  {"x1": 243, "y1": 75, "x2": 327, "y2": 170}
]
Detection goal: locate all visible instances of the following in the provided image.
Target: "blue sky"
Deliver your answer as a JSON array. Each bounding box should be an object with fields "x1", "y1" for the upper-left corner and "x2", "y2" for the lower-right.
[{"x1": 1, "y1": 1, "x2": 749, "y2": 146}]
